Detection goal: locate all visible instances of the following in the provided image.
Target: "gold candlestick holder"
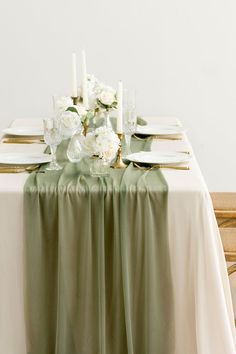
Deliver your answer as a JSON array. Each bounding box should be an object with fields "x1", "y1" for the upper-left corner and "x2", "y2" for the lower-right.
[
  {"x1": 83, "y1": 123, "x2": 89, "y2": 136},
  {"x1": 71, "y1": 96, "x2": 80, "y2": 105},
  {"x1": 112, "y1": 133, "x2": 127, "y2": 169}
]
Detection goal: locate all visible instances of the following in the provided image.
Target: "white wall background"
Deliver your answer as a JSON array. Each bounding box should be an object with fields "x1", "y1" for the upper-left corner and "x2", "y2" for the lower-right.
[{"x1": 0, "y1": 0, "x2": 235, "y2": 191}]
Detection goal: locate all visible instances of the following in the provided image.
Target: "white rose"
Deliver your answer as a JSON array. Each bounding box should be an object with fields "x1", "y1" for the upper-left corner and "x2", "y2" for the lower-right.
[
  {"x1": 94, "y1": 127, "x2": 119, "y2": 161},
  {"x1": 80, "y1": 133, "x2": 96, "y2": 156},
  {"x1": 80, "y1": 126, "x2": 119, "y2": 161},
  {"x1": 97, "y1": 88, "x2": 116, "y2": 106}
]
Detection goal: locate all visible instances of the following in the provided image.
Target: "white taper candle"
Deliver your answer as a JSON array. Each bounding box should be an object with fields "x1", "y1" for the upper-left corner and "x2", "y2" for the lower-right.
[
  {"x1": 82, "y1": 50, "x2": 89, "y2": 109},
  {"x1": 117, "y1": 81, "x2": 123, "y2": 133},
  {"x1": 72, "y1": 53, "x2": 78, "y2": 97}
]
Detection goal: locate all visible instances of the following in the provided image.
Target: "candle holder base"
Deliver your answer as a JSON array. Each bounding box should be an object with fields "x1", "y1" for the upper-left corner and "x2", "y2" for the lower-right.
[
  {"x1": 112, "y1": 133, "x2": 127, "y2": 169},
  {"x1": 71, "y1": 96, "x2": 80, "y2": 105}
]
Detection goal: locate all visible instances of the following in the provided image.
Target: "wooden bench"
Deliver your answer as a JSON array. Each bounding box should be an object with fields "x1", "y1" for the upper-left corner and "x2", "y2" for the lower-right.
[{"x1": 211, "y1": 193, "x2": 236, "y2": 283}]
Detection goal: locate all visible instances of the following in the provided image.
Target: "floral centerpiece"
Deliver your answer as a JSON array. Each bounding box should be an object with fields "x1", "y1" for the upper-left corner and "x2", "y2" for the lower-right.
[
  {"x1": 80, "y1": 75, "x2": 117, "y2": 129},
  {"x1": 96, "y1": 86, "x2": 117, "y2": 112},
  {"x1": 80, "y1": 126, "x2": 120, "y2": 176}
]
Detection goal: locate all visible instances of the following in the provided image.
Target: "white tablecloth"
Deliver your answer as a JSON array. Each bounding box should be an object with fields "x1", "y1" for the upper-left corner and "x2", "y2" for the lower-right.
[{"x1": 0, "y1": 118, "x2": 235, "y2": 354}]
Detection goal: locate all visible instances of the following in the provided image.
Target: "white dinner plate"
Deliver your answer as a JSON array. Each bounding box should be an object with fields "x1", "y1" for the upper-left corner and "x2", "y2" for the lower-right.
[
  {"x1": 126, "y1": 151, "x2": 191, "y2": 165},
  {"x1": 0, "y1": 153, "x2": 52, "y2": 165},
  {"x1": 135, "y1": 124, "x2": 184, "y2": 136},
  {"x1": 2, "y1": 127, "x2": 44, "y2": 136}
]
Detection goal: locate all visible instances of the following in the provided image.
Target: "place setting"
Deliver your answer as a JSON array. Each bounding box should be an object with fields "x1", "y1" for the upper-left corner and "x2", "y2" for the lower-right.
[
  {"x1": 0, "y1": 124, "x2": 49, "y2": 173},
  {"x1": 125, "y1": 151, "x2": 191, "y2": 171},
  {"x1": 1, "y1": 125, "x2": 45, "y2": 144},
  {"x1": 0, "y1": 53, "x2": 190, "y2": 175}
]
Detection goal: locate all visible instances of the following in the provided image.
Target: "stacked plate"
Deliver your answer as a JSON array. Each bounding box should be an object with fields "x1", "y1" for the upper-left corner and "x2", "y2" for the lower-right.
[
  {"x1": 1, "y1": 126, "x2": 50, "y2": 168},
  {"x1": 131, "y1": 123, "x2": 190, "y2": 168}
]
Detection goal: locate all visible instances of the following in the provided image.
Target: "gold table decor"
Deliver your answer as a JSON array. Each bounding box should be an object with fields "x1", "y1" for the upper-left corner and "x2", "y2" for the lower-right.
[
  {"x1": 133, "y1": 163, "x2": 190, "y2": 171},
  {"x1": 112, "y1": 133, "x2": 127, "y2": 169},
  {"x1": 71, "y1": 96, "x2": 80, "y2": 105},
  {"x1": 133, "y1": 134, "x2": 183, "y2": 141},
  {"x1": 2, "y1": 137, "x2": 45, "y2": 144},
  {"x1": 82, "y1": 122, "x2": 89, "y2": 136},
  {"x1": 0, "y1": 164, "x2": 40, "y2": 173}
]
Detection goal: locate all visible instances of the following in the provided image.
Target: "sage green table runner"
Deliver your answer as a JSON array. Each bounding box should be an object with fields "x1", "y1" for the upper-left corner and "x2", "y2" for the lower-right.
[{"x1": 24, "y1": 138, "x2": 174, "y2": 354}]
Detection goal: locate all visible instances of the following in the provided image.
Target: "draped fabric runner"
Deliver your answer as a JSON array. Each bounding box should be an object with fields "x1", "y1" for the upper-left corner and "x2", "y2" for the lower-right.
[{"x1": 24, "y1": 138, "x2": 174, "y2": 354}]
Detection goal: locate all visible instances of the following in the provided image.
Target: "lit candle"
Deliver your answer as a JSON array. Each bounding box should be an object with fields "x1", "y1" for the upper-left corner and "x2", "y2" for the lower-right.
[
  {"x1": 117, "y1": 81, "x2": 123, "y2": 133},
  {"x1": 72, "y1": 53, "x2": 78, "y2": 97},
  {"x1": 82, "y1": 50, "x2": 89, "y2": 109}
]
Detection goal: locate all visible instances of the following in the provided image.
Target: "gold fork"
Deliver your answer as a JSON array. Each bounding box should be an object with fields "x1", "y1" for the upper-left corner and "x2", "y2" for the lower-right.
[{"x1": 133, "y1": 134, "x2": 183, "y2": 141}]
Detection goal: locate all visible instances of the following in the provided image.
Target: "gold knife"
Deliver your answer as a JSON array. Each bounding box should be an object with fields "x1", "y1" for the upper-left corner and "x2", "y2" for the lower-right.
[
  {"x1": 133, "y1": 163, "x2": 190, "y2": 171},
  {"x1": 133, "y1": 134, "x2": 182, "y2": 141},
  {"x1": 0, "y1": 165, "x2": 40, "y2": 173},
  {"x1": 2, "y1": 138, "x2": 45, "y2": 144},
  {"x1": 153, "y1": 135, "x2": 183, "y2": 140}
]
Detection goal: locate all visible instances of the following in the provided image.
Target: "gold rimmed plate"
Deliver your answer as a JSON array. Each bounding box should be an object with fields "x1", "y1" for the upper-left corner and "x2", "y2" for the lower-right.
[
  {"x1": 126, "y1": 151, "x2": 191, "y2": 165},
  {"x1": 0, "y1": 152, "x2": 51, "y2": 165},
  {"x1": 135, "y1": 124, "x2": 184, "y2": 136},
  {"x1": 2, "y1": 127, "x2": 44, "y2": 137}
]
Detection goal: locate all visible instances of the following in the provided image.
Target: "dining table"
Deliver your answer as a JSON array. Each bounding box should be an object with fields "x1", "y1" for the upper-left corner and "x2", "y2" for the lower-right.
[{"x1": 0, "y1": 116, "x2": 235, "y2": 354}]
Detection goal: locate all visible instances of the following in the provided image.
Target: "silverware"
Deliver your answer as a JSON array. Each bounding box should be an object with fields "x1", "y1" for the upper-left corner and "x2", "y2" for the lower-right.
[
  {"x1": 133, "y1": 134, "x2": 182, "y2": 141},
  {"x1": 153, "y1": 136, "x2": 183, "y2": 140},
  {"x1": 0, "y1": 164, "x2": 40, "y2": 173},
  {"x1": 133, "y1": 163, "x2": 190, "y2": 171},
  {"x1": 178, "y1": 151, "x2": 191, "y2": 154},
  {"x1": 2, "y1": 138, "x2": 45, "y2": 144}
]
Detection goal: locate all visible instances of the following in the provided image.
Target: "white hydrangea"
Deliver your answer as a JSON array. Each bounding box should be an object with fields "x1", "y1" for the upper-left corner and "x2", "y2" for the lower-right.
[{"x1": 80, "y1": 126, "x2": 120, "y2": 161}]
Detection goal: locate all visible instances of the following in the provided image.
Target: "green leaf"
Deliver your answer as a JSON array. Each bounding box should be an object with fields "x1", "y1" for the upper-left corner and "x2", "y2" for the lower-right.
[{"x1": 66, "y1": 106, "x2": 78, "y2": 114}]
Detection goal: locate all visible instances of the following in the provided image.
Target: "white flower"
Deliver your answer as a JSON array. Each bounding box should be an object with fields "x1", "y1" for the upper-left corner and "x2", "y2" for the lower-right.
[
  {"x1": 80, "y1": 126, "x2": 119, "y2": 161},
  {"x1": 97, "y1": 87, "x2": 116, "y2": 107},
  {"x1": 54, "y1": 96, "x2": 73, "y2": 112},
  {"x1": 79, "y1": 133, "x2": 96, "y2": 157},
  {"x1": 76, "y1": 104, "x2": 87, "y2": 117},
  {"x1": 59, "y1": 111, "x2": 81, "y2": 139}
]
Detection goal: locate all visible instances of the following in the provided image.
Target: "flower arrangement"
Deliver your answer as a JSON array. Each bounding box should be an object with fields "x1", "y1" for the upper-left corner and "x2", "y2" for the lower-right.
[
  {"x1": 80, "y1": 75, "x2": 117, "y2": 113},
  {"x1": 96, "y1": 86, "x2": 117, "y2": 112},
  {"x1": 80, "y1": 126, "x2": 119, "y2": 161},
  {"x1": 54, "y1": 96, "x2": 92, "y2": 137},
  {"x1": 54, "y1": 74, "x2": 117, "y2": 136}
]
